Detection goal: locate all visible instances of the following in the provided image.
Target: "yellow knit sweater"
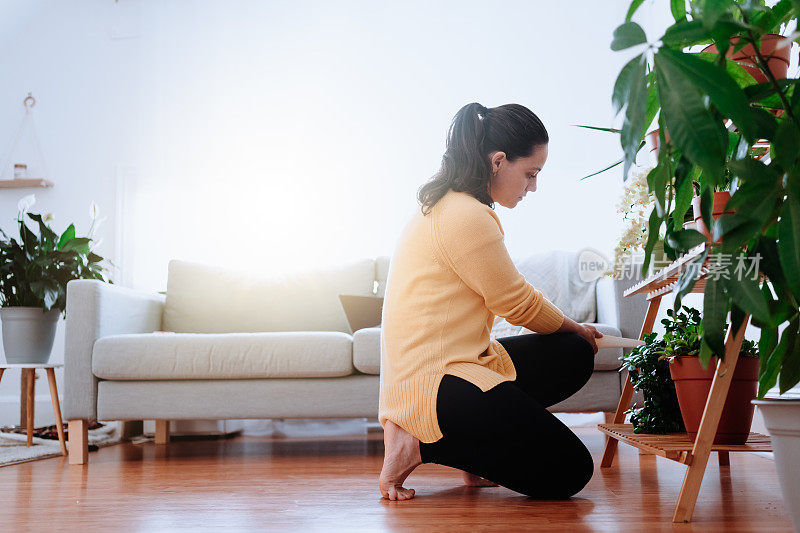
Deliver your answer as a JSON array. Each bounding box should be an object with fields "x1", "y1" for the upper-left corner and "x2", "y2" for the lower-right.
[{"x1": 378, "y1": 189, "x2": 566, "y2": 443}]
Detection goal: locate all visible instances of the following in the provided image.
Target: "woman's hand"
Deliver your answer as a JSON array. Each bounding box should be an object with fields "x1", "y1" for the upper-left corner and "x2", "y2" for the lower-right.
[
  {"x1": 577, "y1": 323, "x2": 603, "y2": 354},
  {"x1": 557, "y1": 317, "x2": 603, "y2": 354}
]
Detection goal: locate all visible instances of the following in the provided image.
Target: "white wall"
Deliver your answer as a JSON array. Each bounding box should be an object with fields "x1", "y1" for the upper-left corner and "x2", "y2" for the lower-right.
[{"x1": 0, "y1": 0, "x2": 676, "y2": 426}]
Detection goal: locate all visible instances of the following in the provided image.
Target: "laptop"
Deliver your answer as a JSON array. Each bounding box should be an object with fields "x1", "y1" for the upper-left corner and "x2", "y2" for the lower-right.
[{"x1": 338, "y1": 294, "x2": 383, "y2": 333}]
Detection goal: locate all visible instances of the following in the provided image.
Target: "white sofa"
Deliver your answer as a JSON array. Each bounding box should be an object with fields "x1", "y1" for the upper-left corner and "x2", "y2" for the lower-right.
[{"x1": 63, "y1": 255, "x2": 647, "y2": 464}]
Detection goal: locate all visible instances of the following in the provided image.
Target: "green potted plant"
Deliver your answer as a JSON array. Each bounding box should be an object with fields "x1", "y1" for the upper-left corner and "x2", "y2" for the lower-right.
[
  {"x1": 620, "y1": 331, "x2": 685, "y2": 434},
  {"x1": 598, "y1": 1, "x2": 800, "y2": 527},
  {"x1": 0, "y1": 194, "x2": 113, "y2": 363},
  {"x1": 662, "y1": 307, "x2": 760, "y2": 444}
]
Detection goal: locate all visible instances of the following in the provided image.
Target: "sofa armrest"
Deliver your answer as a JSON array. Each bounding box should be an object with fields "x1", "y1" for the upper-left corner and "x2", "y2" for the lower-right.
[
  {"x1": 595, "y1": 272, "x2": 648, "y2": 341},
  {"x1": 595, "y1": 277, "x2": 617, "y2": 328},
  {"x1": 64, "y1": 279, "x2": 165, "y2": 421}
]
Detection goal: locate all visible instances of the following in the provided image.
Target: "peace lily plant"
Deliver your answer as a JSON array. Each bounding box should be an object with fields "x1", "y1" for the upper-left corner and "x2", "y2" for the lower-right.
[{"x1": 0, "y1": 194, "x2": 113, "y2": 363}]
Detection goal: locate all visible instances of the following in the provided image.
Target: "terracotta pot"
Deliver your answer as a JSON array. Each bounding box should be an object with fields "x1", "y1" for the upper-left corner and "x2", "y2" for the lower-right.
[
  {"x1": 702, "y1": 34, "x2": 791, "y2": 84},
  {"x1": 669, "y1": 355, "x2": 760, "y2": 444},
  {"x1": 646, "y1": 129, "x2": 671, "y2": 155},
  {"x1": 691, "y1": 191, "x2": 734, "y2": 242}
]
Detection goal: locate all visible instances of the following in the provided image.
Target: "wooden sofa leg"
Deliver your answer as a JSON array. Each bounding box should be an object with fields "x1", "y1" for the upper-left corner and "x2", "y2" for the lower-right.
[
  {"x1": 68, "y1": 420, "x2": 89, "y2": 465},
  {"x1": 154, "y1": 420, "x2": 170, "y2": 445}
]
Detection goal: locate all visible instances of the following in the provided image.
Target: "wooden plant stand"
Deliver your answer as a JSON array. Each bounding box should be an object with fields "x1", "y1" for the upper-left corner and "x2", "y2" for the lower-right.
[
  {"x1": 0, "y1": 363, "x2": 67, "y2": 455},
  {"x1": 598, "y1": 243, "x2": 772, "y2": 523}
]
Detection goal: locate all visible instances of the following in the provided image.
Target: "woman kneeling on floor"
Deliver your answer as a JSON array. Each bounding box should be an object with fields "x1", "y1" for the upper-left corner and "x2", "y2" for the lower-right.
[{"x1": 378, "y1": 102, "x2": 602, "y2": 501}]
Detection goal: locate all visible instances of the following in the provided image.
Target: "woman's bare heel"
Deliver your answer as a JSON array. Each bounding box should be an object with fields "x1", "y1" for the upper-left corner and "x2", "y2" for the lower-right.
[{"x1": 379, "y1": 420, "x2": 422, "y2": 500}]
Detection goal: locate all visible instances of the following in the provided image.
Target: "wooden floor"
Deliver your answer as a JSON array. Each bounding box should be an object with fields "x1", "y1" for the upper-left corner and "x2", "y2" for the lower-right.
[{"x1": 0, "y1": 427, "x2": 792, "y2": 532}]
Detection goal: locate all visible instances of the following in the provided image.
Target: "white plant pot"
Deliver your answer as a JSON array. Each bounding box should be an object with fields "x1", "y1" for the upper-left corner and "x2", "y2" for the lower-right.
[
  {"x1": 0, "y1": 307, "x2": 60, "y2": 364},
  {"x1": 753, "y1": 399, "x2": 800, "y2": 532}
]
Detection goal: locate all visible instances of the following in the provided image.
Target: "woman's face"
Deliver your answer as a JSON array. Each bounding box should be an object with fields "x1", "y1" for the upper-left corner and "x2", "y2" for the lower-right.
[{"x1": 487, "y1": 144, "x2": 548, "y2": 209}]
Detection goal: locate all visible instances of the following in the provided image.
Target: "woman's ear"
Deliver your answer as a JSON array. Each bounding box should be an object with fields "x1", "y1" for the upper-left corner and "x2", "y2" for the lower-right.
[{"x1": 489, "y1": 151, "x2": 506, "y2": 173}]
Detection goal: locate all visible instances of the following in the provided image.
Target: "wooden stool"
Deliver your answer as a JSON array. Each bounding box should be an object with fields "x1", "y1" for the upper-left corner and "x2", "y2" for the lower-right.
[{"x1": 0, "y1": 363, "x2": 67, "y2": 456}]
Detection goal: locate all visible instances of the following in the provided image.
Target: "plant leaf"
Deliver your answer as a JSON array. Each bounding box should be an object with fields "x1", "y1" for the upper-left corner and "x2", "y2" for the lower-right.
[
  {"x1": 696, "y1": 0, "x2": 735, "y2": 31},
  {"x1": 59, "y1": 237, "x2": 91, "y2": 254},
  {"x1": 759, "y1": 323, "x2": 778, "y2": 369},
  {"x1": 666, "y1": 228, "x2": 707, "y2": 251},
  {"x1": 654, "y1": 50, "x2": 726, "y2": 184},
  {"x1": 621, "y1": 54, "x2": 648, "y2": 181},
  {"x1": 647, "y1": 163, "x2": 670, "y2": 217},
  {"x1": 643, "y1": 78, "x2": 660, "y2": 137},
  {"x1": 626, "y1": 0, "x2": 646, "y2": 22},
  {"x1": 611, "y1": 21, "x2": 648, "y2": 51},
  {"x1": 699, "y1": 337, "x2": 715, "y2": 368},
  {"x1": 744, "y1": 79, "x2": 800, "y2": 104},
  {"x1": 751, "y1": 106, "x2": 779, "y2": 141},
  {"x1": 780, "y1": 318, "x2": 800, "y2": 393},
  {"x1": 759, "y1": 315, "x2": 798, "y2": 396},
  {"x1": 661, "y1": 19, "x2": 709, "y2": 47},
  {"x1": 57, "y1": 224, "x2": 75, "y2": 250},
  {"x1": 579, "y1": 158, "x2": 623, "y2": 181},
  {"x1": 725, "y1": 166, "x2": 781, "y2": 227},
  {"x1": 673, "y1": 247, "x2": 709, "y2": 311},
  {"x1": 755, "y1": 237, "x2": 795, "y2": 304},
  {"x1": 703, "y1": 274, "x2": 728, "y2": 356},
  {"x1": 778, "y1": 196, "x2": 800, "y2": 300},
  {"x1": 722, "y1": 272, "x2": 771, "y2": 324},
  {"x1": 642, "y1": 207, "x2": 663, "y2": 276},
  {"x1": 611, "y1": 55, "x2": 641, "y2": 116},
  {"x1": 773, "y1": 119, "x2": 800, "y2": 172},
  {"x1": 574, "y1": 125, "x2": 622, "y2": 134},
  {"x1": 658, "y1": 48, "x2": 756, "y2": 142},
  {"x1": 672, "y1": 165, "x2": 696, "y2": 229},
  {"x1": 670, "y1": 0, "x2": 687, "y2": 21}
]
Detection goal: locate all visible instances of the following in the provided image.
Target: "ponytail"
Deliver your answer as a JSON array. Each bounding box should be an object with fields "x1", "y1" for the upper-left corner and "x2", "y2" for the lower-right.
[{"x1": 417, "y1": 102, "x2": 549, "y2": 215}]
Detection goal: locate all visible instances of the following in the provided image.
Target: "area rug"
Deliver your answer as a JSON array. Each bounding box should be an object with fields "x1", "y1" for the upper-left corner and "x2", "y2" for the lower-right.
[{"x1": 0, "y1": 421, "x2": 121, "y2": 467}]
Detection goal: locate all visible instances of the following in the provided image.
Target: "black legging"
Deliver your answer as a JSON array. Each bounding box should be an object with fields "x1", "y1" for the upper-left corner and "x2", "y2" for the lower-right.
[{"x1": 419, "y1": 331, "x2": 596, "y2": 499}]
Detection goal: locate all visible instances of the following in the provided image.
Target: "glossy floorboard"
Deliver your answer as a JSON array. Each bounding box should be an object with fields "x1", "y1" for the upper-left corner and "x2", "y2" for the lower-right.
[{"x1": 0, "y1": 427, "x2": 792, "y2": 532}]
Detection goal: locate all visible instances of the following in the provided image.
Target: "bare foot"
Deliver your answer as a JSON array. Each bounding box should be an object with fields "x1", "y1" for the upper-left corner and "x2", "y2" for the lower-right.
[
  {"x1": 462, "y1": 471, "x2": 499, "y2": 487},
  {"x1": 379, "y1": 420, "x2": 422, "y2": 501}
]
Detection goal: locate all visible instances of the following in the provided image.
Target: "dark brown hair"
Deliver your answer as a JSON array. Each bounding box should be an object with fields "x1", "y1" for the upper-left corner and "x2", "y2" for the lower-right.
[{"x1": 417, "y1": 102, "x2": 549, "y2": 215}]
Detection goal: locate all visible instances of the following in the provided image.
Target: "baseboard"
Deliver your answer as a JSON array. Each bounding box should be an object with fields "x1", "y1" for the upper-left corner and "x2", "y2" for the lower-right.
[{"x1": 0, "y1": 396, "x2": 61, "y2": 428}]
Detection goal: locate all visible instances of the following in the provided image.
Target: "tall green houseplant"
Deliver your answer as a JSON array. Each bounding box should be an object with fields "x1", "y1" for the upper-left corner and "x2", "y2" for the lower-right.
[{"x1": 606, "y1": 0, "x2": 800, "y2": 398}]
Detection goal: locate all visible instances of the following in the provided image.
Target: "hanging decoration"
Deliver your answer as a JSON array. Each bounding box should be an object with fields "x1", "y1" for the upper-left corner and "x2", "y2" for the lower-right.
[{"x1": 1, "y1": 93, "x2": 53, "y2": 188}]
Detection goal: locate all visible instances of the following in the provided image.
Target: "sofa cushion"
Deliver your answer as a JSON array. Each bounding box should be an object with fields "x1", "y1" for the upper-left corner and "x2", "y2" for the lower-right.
[
  {"x1": 92, "y1": 331, "x2": 354, "y2": 380},
  {"x1": 353, "y1": 327, "x2": 381, "y2": 374},
  {"x1": 162, "y1": 258, "x2": 376, "y2": 334}
]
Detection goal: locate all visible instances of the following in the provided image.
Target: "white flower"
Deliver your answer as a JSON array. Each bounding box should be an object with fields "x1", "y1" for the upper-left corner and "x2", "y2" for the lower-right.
[
  {"x1": 87, "y1": 215, "x2": 107, "y2": 239},
  {"x1": 43, "y1": 213, "x2": 54, "y2": 222},
  {"x1": 89, "y1": 202, "x2": 99, "y2": 220},
  {"x1": 17, "y1": 193, "x2": 36, "y2": 214}
]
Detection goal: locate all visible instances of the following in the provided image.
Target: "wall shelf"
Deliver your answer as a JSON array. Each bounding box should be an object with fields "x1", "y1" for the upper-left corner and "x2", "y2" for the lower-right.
[{"x1": 0, "y1": 178, "x2": 54, "y2": 189}]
